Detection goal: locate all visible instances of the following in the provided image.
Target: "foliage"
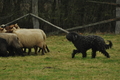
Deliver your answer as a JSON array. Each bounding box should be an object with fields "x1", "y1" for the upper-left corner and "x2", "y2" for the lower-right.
[
  {"x1": 0, "y1": 33, "x2": 120, "y2": 80},
  {"x1": 0, "y1": 0, "x2": 116, "y2": 33}
]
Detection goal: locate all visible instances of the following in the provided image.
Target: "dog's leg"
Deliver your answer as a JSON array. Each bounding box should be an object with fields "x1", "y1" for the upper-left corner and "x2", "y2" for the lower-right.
[
  {"x1": 72, "y1": 49, "x2": 78, "y2": 58},
  {"x1": 92, "y1": 49, "x2": 97, "y2": 58},
  {"x1": 100, "y1": 50, "x2": 110, "y2": 58},
  {"x1": 81, "y1": 51, "x2": 87, "y2": 58}
]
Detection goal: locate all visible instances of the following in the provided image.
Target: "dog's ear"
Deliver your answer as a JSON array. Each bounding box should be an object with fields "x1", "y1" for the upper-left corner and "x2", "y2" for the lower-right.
[{"x1": 72, "y1": 34, "x2": 78, "y2": 41}]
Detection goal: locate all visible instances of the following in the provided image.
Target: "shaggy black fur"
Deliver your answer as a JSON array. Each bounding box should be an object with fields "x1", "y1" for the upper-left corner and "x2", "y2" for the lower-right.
[{"x1": 66, "y1": 32, "x2": 113, "y2": 58}]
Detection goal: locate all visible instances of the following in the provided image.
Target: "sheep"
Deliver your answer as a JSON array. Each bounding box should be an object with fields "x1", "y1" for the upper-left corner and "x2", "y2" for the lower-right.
[
  {"x1": 14, "y1": 28, "x2": 49, "y2": 54},
  {"x1": 66, "y1": 32, "x2": 112, "y2": 58},
  {"x1": 0, "y1": 33, "x2": 24, "y2": 56},
  {"x1": 0, "y1": 37, "x2": 9, "y2": 57},
  {"x1": 0, "y1": 24, "x2": 50, "y2": 55},
  {"x1": 27, "y1": 29, "x2": 50, "y2": 53},
  {"x1": 10, "y1": 29, "x2": 48, "y2": 55},
  {"x1": 5, "y1": 23, "x2": 20, "y2": 30}
]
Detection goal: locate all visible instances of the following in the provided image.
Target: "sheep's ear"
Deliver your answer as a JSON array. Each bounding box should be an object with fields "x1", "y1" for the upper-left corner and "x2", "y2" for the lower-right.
[{"x1": 0, "y1": 27, "x2": 3, "y2": 30}]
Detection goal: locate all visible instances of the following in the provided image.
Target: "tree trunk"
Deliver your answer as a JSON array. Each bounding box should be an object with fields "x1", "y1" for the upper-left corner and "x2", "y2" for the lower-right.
[
  {"x1": 115, "y1": 0, "x2": 120, "y2": 34},
  {"x1": 32, "y1": 0, "x2": 39, "y2": 29}
]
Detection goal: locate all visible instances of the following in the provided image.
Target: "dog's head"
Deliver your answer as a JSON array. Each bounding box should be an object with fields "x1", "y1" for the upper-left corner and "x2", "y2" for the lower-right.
[{"x1": 66, "y1": 32, "x2": 79, "y2": 42}]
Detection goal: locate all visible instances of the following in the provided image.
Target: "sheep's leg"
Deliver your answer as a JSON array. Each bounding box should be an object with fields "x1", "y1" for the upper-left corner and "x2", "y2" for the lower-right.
[
  {"x1": 37, "y1": 43, "x2": 45, "y2": 55},
  {"x1": 41, "y1": 48, "x2": 45, "y2": 55},
  {"x1": 100, "y1": 50, "x2": 110, "y2": 58},
  {"x1": 46, "y1": 45, "x2": 50, "y2": 52},
  {"x1": 44, "y1": 48, "x2": 47, "y2": 53},
  {"x1": 38, "y1": 48, "x2": 42, "y2": 52},
  {"x1": 20, "y1": 50, "x2": 24, "y2": 56},
  {"x1": 16, "y1": 48, "x2": 24, "y2": 56},
  {"x1": 41, "y1": 45, "x2": 46, "y2": 55},
  {"x1": 23, "y1": 48, "x2": 26, "y2": 53},
  {"x1": 42, "y1": 45, "x2": 48, "y2": 53},
  {"x1": 34, "y1": 46, "x2": 38, "y2": 55},
  {"x1": 43, "y1": 45, "x2": 47, "y2": 53},
  {"x1": 92, "y1": 49, "x2": 97, "y2": 58},
  {"x1": 2, "y1": 52, "x2": 8, "y2": 57},
  {"x1": 8, "y1": 47, "x2": 15, "y2": 56},
  {"x1": 38, "y1": 45, "x2": 49, "y2": 53},
  {"x1": 38, "y1": 48, "x2": 40, "y2": 52},
  {"x1": 28, "y1": 48, "x2": 31, "y2": 55},
  {"x1": 72, "y1": 49, "x2": 79, "y2": 58}
]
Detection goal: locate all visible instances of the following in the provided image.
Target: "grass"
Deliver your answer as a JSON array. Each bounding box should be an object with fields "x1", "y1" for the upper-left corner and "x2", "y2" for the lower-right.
[{"x1": 0, "y1": 33, "x2": 120, "y2": 80}]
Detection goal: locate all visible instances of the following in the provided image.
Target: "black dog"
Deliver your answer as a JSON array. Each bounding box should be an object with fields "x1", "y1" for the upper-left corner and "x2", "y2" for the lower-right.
[{"x1": 66, "y1": 32, "x2": 112, "y2": 58}]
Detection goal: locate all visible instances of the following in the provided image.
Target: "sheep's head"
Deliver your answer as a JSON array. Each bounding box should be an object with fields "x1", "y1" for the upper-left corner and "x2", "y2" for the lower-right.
[
  {"x1": 0, "y1": 28, "x2": 7, "y2": 33},
  {"x1": 5, "y1": 23, "x2": 20, "y2": 31},
  {"x1": 14, "y1": 23, "x2": 20, "y2": 29},
  {"x1": 0, "y1": 24, "x2": 6, "y2": 28}
]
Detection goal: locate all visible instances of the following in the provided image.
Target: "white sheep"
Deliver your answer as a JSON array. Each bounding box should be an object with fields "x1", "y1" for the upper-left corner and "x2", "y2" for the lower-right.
[
  {"x1": 11, "y1": 29, "x2": 48, "y2": 55},
  {"x1": 27, "y1": 29, "x2": 49, "y2": 53}
]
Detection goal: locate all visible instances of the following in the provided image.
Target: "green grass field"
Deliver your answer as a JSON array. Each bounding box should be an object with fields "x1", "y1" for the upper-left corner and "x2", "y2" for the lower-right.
[{"x1": 0, "y1": 33, "x2": 120, "y2": 80}]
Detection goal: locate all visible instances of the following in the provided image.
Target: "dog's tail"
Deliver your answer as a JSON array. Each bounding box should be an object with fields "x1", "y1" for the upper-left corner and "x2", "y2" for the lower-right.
[{"x1": 105, "y1": 40, "x2": 113, "y2": 49}]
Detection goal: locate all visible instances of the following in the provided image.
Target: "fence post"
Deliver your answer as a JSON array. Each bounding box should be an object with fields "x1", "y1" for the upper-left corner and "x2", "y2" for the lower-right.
[
  {"x1": 30, "y1": 13, "x2": 69, "y2": 33},
  {"x1": 32, "y1": 0, "x2": 39, "y2": 29},
  {"x1": 115, "y1": 0, "x2": 120, "y2": 34}
]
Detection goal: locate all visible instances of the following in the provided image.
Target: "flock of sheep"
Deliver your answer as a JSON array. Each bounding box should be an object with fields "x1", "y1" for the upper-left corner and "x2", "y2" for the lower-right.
[{"x1": 0, "y1": 23, "x2": 49, "y2": 57}]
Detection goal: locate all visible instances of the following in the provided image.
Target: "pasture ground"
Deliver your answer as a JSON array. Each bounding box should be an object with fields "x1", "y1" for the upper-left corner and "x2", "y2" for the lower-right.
[{"x1": 0, "y1": 33, "x2": 120, "y2": 80}]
